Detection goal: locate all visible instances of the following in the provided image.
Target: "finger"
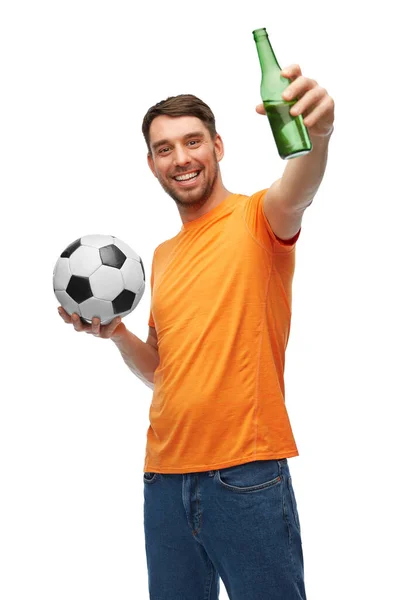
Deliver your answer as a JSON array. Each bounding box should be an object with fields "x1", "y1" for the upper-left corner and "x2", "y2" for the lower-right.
[
  {"x1": 102, "y1": 316, "x2": 122, "y2": 338},
  {"x1": 58, "y1": 307, "x2": 71, "y2": 323},
  {"x1": 110, "y1": 316, "x2": 123, "y2": 334},
  {"x1": 302, "y1": 96, "x2": 335, "y2": 128},
  {"x1": 255, "y1": 103, "x2": 266, "y2": 115},
  {"x1": 289, "y1": 86, "x2": 327, "y2": 117},
  {"x1": 281, "y1": 64, "x2": 302, "y2": 80},
  {"x1": 91, "y1": 317, "x2": 101, "y2": 336},
  {"x1": 282, "y1": 76, "x2": 317, "y2": 102},
  {"x1": 72, "y1": 313, "x2": 87, "y2": 332}
]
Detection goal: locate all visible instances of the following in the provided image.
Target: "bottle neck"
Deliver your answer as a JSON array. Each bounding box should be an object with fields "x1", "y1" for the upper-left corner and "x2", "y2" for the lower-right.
[{"x1": 253, "y1": 29, "x2": 280, "y2": 72}]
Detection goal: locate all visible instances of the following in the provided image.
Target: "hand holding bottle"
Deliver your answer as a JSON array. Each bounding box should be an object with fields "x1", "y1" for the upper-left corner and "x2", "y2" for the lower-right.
[
  {"x1": 253, "y1": 28, "x2": 335, "y2": 159},
  {"x1": 255, "y1": 63, "x2": 335, "y2": 139}
]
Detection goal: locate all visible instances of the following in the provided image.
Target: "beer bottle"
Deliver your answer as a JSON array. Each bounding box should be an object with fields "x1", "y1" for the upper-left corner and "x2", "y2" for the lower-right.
[{"x1": 253, "y1": 28, "x2": 312, "y2": 160}]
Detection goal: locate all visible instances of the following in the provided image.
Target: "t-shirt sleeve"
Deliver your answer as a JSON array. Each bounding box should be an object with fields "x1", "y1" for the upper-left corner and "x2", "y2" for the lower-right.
[
  {"x1": 148, "y1": 255, "x2": 155, "y2": 328},
  {"x1": 243, "y1": 188, "x2": 301, "y2": 253}
]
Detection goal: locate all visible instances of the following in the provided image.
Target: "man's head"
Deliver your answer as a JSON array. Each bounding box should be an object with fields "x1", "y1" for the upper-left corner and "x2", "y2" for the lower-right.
[
  {"x1": 142, "y1": 94, "x2": 224, "y2": 210},
  {"x1": 142, "y1": 94, "x2": 217, "y2": 153}
]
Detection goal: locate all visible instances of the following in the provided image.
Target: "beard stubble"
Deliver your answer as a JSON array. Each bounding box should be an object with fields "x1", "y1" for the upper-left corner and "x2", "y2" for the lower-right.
[{"x1": 158, "y1": 152, "x2": 219, "y2": 211}]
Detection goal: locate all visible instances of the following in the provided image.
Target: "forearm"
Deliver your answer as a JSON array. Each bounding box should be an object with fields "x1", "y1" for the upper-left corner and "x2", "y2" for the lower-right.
[
  {"x1": 110, "y1": 324, "x2": 159, "y2": 390},
  {"x1": 279, "y1": 130, "x2": 333, "y2": 211}
]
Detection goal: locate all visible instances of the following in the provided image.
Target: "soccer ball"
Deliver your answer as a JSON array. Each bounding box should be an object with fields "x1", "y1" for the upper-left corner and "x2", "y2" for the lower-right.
[{"x1": 53, "y1": 234, "x2": 145, "y2": 325}]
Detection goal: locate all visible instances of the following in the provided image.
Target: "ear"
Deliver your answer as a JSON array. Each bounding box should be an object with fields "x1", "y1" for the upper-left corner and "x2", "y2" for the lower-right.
[
  {"x1": 147, "y1": 152, "x2": 158, "y2": 178},
  {"x1": 213, "y1": 134, "x2": 224, "y2": 162}
]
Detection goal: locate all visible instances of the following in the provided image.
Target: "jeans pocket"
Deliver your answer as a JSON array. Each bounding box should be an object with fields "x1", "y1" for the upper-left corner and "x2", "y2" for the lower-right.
[
  {"x1": 216, "y1": 460, "x2": 282, "y2": 493},
  {"x1": 143, "y1": 472, "x2": 159, "y2": 484},
  {"x1": 288, "y1": 476, "x2": 300, "y2": 530}
]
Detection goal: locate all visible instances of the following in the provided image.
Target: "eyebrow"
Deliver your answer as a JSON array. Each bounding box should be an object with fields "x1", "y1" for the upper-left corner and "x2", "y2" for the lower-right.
[{"x1": 151, "y1": 131, "x2": 206, "y2": 152}]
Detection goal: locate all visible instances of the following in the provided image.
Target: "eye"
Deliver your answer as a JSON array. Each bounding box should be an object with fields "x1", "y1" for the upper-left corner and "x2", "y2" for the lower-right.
[
  {"x1": 187, "y1": 140, "x2": 201, "y2": 147},
  {"x1": 158, "y1": 146, "x2": 171, "y2": 155}
]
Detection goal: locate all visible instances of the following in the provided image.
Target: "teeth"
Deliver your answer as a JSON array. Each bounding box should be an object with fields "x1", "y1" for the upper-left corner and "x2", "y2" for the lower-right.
[{"x1": 175, "y1": 171, "x2": 199, "y2": 181}]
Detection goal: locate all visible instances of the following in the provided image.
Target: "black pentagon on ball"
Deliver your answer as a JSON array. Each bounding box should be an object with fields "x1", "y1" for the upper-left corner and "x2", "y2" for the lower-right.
[
  {"x1": 112, "y1": 289, "x2": 136, "y2": 314},
  {"x1": 61, "y1": 238, "x2": 81, "y2": 258},
  {"x1": 66, "y1": 275, "x2": 93, "y2": 303},
  {"x1": 100, "y1": 244, "x2": 126, "y2": 269}
]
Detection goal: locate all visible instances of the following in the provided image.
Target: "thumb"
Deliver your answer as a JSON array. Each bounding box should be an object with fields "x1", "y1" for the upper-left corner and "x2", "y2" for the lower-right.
[{"x1": 256, "y1": 103, "x2": 266, "y2": 115}]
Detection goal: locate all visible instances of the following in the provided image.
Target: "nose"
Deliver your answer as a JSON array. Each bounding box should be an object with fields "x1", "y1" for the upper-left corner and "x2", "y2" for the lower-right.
[{"x1": 173, "y1": 144, "x2": 191, "y2": 167}]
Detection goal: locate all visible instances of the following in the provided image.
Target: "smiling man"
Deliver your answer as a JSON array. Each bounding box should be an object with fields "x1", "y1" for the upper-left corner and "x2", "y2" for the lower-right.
[{"x1": 134, "y1": 65, "x2": 333, "y2": 599}]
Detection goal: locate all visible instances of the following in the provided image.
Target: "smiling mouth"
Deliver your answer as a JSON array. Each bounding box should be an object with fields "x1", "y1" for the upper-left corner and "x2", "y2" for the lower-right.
[{"x1": 173, "y1": 170, "x2": 201, "y2": 184}]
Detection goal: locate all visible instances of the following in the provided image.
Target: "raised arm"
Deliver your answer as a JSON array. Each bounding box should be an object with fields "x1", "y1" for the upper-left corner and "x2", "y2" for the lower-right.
[{"x1": 257, "y1": 63, "x2": 335, "y2": 240}]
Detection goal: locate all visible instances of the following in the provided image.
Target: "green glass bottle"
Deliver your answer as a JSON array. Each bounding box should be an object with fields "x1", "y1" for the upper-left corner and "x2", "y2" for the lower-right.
[{"x1": 253, "y1": 28, "x2": 312, "y2": 160}]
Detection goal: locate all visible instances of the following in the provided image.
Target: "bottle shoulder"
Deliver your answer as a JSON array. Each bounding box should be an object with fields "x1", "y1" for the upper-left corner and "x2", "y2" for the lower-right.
[{"x1": 261, "y1": 73, "x2": 289, "y2": 101}]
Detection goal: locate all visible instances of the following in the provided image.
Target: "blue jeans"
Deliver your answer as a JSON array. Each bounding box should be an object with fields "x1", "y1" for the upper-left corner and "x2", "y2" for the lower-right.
[{"x1": 143, "y1": 458, "x2": 306, "y2": 599}]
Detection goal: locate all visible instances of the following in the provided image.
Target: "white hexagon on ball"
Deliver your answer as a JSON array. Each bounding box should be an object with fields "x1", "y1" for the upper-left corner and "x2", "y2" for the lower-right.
[
  {"x1": 70, "y1": 245, "x2": 102, "y2": 278},
  {"x1": 90, "y1": 265, "x2": 124, "y2": 300},
  {"x1": 81, "y1": 234, "x2": 114, "y2": 249},
  {"x1": 53, "y1": 257, "x2": 72, "y2": 291},
  {"x1": 120, "y1": 258, "x2": 144, "y2": 292},
  {"x1": 79, "y1": 297, "x2": 115, "y2": 324}
]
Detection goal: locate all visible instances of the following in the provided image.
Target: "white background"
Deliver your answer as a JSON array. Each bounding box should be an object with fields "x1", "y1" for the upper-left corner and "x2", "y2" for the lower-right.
[{"x1": 1, "y1": 0, "x2": 399, "y2": 598}]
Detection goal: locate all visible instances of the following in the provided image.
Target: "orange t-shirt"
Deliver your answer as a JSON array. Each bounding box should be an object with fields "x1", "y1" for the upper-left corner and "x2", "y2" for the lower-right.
[{"x1": 145, "y1": 189, "x2": 300, "y2": 474}]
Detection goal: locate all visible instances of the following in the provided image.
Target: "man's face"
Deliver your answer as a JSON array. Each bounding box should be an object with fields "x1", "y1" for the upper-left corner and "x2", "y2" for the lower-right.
[{"x1": 147, "y1": 115, "x2": 224, "y2": 208}]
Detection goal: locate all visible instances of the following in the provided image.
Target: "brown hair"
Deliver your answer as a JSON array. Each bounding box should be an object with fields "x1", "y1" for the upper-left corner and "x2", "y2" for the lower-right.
[{"x1": 142, "y1": 94, "x2": 217, "y2": 153}]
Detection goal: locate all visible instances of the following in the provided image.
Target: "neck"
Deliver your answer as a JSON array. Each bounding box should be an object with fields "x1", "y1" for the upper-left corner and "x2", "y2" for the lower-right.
[{"x1": 178, "y1": 175, "x2": 232, "y2": 225}]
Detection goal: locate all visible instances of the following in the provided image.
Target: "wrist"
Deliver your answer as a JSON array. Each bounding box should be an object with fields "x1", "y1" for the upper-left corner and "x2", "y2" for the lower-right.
[{"x1": 310, "y1": 126, "x2": 334, "y2": 143}]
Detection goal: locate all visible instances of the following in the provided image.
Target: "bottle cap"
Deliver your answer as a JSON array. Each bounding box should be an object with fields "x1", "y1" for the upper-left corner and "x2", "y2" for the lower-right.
[{"x1": 252, "y1": 28, "x2": 268, "y2": 41}]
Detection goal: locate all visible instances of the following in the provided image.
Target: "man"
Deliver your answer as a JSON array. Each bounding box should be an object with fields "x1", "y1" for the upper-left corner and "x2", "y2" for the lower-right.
[{"x1": 58, "y1": 64, "x2": 334, "y2": 599}]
